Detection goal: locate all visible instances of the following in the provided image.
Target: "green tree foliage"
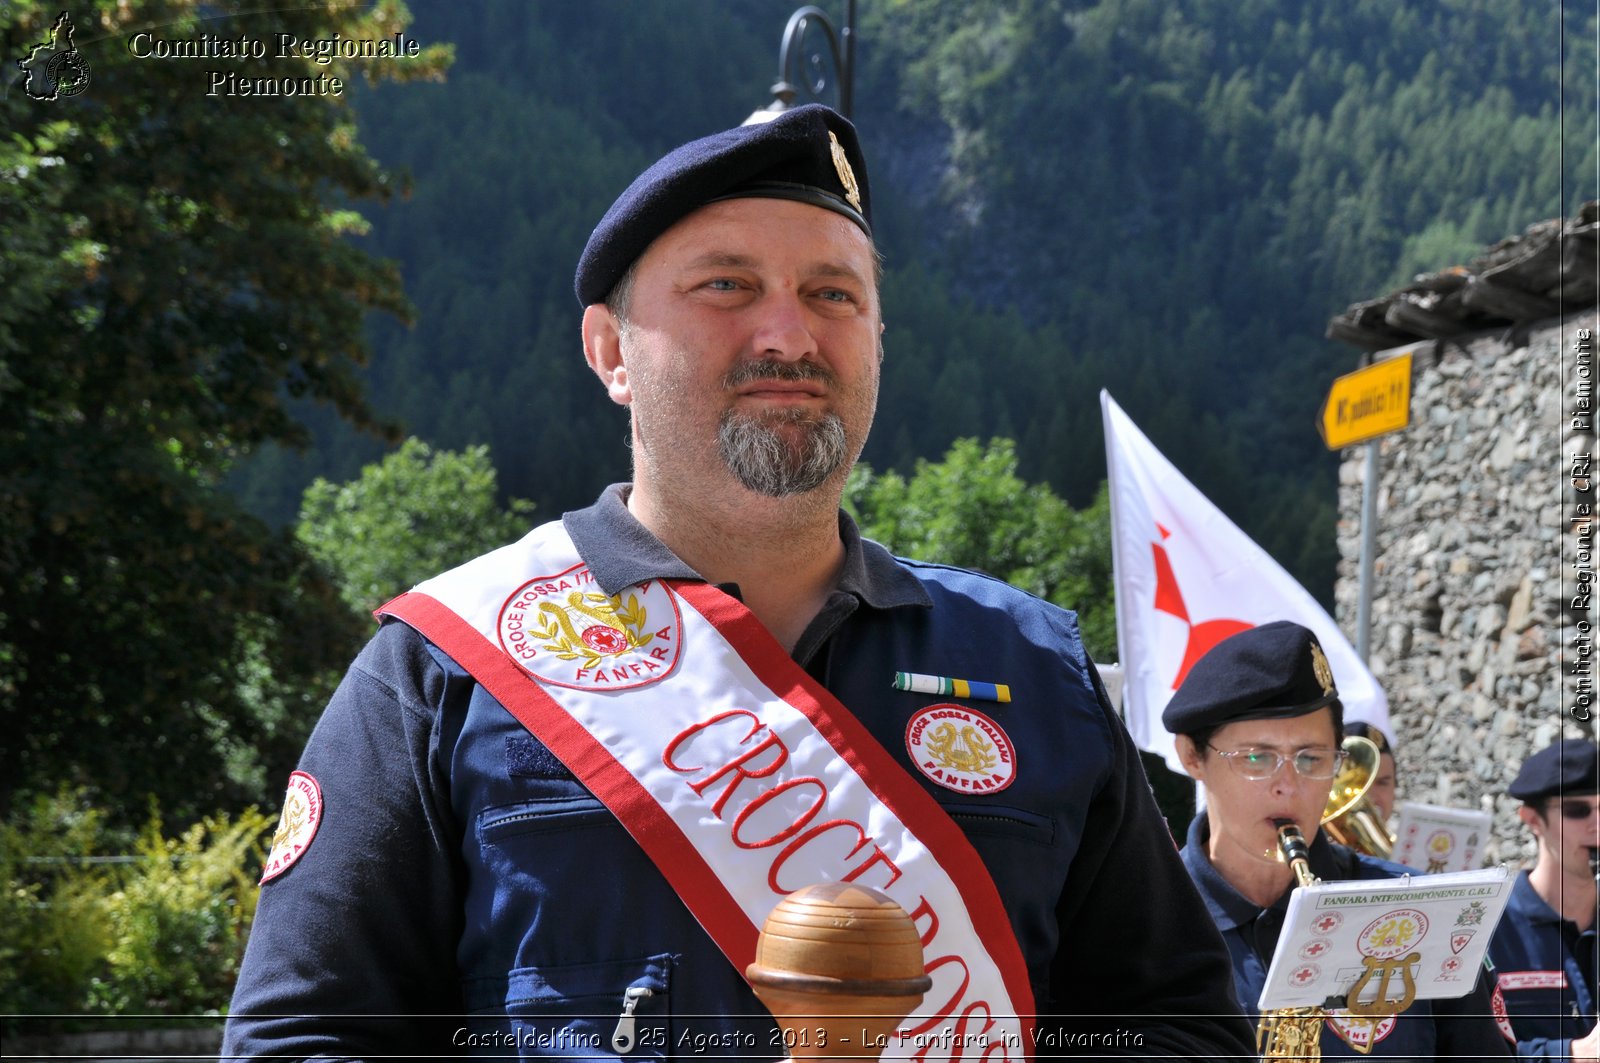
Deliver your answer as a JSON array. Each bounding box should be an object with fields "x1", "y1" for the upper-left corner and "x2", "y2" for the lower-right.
[
  {"x1": 84, "y1": 807, "x2": 270, "y2": 1018},
  {"x1": 846, "y1": 438, "x2": 1115, "y2": 661},
  {"x1": 0, "y1": 1, "x2": 451, "y2": 823},
  {"x1": 297, "y1": 438, "x2": 536, "y2": 614},
  {"x1": 846, "y1": 437, "x2": 1201, "y2": 832}
]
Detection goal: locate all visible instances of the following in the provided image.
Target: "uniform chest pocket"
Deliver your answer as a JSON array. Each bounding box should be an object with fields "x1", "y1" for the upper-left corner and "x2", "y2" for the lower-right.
[
  {"x1": 470, "y1": 795, "x2": 670, "y2": 958},
  {"x1": 463, "y1": 954, "x2": 672, "y2": 1060},
  {"x1": 944, "y1": 803, "x2": 1056, "y2": 844},
  {"x1": 478, "y1": 793, "x2": 614, "y2": 844}
]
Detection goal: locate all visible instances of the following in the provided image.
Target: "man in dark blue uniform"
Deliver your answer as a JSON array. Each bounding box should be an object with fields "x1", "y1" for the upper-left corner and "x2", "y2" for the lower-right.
[
  {"x1": 1163, "y1": 621, "x2": 1512, "y2": 1059},
  {"x1": 221, "y1": 105, "x2": 1255, "y2": 1060},
  {"x1": 1342, "y1": 721, "x2": 1396, "y2": 824},
  {"x1": 1489, "y1": 738, "x2": 1600, "y2": 1058}
]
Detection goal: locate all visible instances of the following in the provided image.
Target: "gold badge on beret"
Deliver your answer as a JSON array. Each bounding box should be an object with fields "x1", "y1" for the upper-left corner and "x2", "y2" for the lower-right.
[
  {"x1": 829, "y1": 131, "x2": 862, "y2": 213},
  {"x1": 1310, "y1": 642, "x2": 1336, "y2": 696}
]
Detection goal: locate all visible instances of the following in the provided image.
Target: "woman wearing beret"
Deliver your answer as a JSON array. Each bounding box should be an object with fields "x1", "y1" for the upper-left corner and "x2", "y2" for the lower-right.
[{"x1": 1164, "y1": 620, "x2": 1512, "y2": 1059}]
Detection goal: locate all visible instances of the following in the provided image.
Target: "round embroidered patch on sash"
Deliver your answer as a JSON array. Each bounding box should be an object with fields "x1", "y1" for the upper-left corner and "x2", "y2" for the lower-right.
[
  {"x1": 498, "y1": 565, "x2": 682, "y2": 690},
  {"x1": 904, "y1": 703, "x2": 1016, "y2": 794},
  {"x1": 261, "y1": 771, "x2": 322, "y2": 883}
]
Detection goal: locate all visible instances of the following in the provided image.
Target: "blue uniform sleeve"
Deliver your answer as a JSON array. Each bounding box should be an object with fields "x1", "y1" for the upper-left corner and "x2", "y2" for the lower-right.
[
  {"x1": 1041, "y1": 664, "x2": 1258, "y2": 1058},
  {"x1": 221, "y1": 622, "x2": 467, "y2": 1061},
  {"x1": 1514, "y1": 1034, "x2": 1572, "y2": 1057}
]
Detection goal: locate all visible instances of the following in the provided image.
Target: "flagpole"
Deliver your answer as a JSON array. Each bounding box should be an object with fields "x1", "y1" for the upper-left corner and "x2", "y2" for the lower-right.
[
  {"x1": 1356, "y1": 440, "x2": 1379, "y2": 662},
  {"x1": 1101, "y1": 391, "x2": 1135, "y2": 723}
]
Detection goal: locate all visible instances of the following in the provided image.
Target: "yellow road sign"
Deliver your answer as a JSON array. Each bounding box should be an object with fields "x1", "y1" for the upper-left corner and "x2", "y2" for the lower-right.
[{"x1": 1318, "y1": 352, "x2": 1413, "y2": 450}]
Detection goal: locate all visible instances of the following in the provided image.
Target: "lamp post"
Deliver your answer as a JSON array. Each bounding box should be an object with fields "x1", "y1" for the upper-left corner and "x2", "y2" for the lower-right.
[{"x1": 744, "y1": 1, "x2": 856, "y2": 124}]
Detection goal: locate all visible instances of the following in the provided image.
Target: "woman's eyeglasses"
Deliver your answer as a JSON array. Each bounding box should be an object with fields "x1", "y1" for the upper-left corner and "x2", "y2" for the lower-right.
[{"x1": 1207, "y1": 745, "x2": 1348, "y2": 781}]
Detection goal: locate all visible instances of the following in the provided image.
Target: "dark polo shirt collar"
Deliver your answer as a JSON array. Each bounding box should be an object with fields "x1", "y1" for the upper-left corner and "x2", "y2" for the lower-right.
[{"x1": 561, "y1": 483, "x2": 931, "y2": 612}]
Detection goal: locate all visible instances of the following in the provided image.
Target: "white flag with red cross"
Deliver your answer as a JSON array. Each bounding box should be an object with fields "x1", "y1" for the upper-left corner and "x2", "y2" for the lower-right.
[{"x1": 1100, "y1": 390, "x2": 1390, "y2": 774}]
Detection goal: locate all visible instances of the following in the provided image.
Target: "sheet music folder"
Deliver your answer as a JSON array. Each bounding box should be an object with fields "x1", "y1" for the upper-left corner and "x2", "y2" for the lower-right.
[
  {"x1": 1391, "y1": 801, "x2": 1494, "y2": 874},
  {"x1": 1258, "y1": 866, "x2": 1513, "y2": 1011}
]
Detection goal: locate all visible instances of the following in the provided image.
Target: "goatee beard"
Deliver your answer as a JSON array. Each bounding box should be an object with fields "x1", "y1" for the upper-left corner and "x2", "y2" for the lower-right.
[
  {"x1": 716, "y1": 359, "x2": 849, "y2": 497},
  {"x1": 718, "y1": 407, "x2": 848, "y2": 497}
]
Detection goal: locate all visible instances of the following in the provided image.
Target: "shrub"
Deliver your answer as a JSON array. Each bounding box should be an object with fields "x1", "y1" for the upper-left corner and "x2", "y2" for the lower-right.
[
  {"x1": 0, "y1": 794, "x2": 115, "y2": 1021},
  {"x1": 0, "y1": 791, "x2": 272, "y2": 1034},
  {"x1": 86, "y1": 809, "x2": 271, "y2": 1018}
]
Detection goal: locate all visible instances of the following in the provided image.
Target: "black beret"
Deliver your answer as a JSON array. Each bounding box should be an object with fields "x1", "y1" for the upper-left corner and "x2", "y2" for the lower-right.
[
  {"x1": 1161, "y1": 621, "x2": 1341, "y2": 735},
  {"x1": 1508, "y1": 738, "x2": 1600, "y2": 801},
  {"x1": 575, "y1": 104, "x2": 872, "y2": 307},
  {"x1": 1344, "y1": 721, "x2": 1393, "y2": 756}
]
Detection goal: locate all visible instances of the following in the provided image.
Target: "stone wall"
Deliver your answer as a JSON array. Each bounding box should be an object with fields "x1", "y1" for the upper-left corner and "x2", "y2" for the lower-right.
[
  {"x1": 4, "y1": 1025, "x2": 221, "y2": 1062},
  {"x1": 1333, "y1": 310, "x2": 1598, "y2": 866}
]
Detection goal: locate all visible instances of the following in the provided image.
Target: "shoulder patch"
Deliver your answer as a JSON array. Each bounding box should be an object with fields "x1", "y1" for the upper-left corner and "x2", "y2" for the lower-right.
[
  {"x1": 261, "y1": 770, "x2": 323, "y2": 883},
  {"x1": 1490, "y1": 981, "x2": 1517, "y2": 1043}
]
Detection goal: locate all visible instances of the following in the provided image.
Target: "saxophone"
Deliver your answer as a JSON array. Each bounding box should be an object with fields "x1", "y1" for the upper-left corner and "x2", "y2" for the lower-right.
[
  {"x1": 1258, "y1": 819, "x2": 1418, "y2": 1060},
  {"x1": 1256, "y1": 822, "x2": 1326, "y2": 1061}
]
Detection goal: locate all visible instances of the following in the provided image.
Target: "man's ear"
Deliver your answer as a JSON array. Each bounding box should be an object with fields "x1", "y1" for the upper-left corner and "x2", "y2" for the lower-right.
[
  {"x1": 582, "y1": 304, "x2": 631, "y2": 406},
  {"x1": 1175, "y1": 734, "x2": 1206, "y2": 781},
  {"x1": 1518, "y1": 804, "x2": 1544, "y2": 839}
]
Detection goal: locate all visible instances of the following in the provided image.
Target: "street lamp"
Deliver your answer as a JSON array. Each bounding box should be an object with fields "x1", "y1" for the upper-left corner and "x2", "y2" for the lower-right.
[{"x1": 743, "y1": 1, "x2": 856, "y2": 125}]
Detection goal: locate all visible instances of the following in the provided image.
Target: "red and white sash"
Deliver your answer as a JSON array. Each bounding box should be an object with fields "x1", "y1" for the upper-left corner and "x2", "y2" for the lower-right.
[{"x1": 379, "y1": 521, "x2": 1034, "y2": 1060}]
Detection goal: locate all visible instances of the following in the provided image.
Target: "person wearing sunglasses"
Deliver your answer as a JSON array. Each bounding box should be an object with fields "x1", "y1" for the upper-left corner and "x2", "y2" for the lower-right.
[
  {"x1": 1163, "y1": 620, "x2": 1512, "y2": 1058},
  {"x1": 1488, "y1": 738, "x2": 1600, "y2": 1058}
]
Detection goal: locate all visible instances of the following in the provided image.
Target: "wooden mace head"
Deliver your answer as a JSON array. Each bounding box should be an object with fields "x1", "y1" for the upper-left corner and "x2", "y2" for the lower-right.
[{"x1": 746, "y1": 883, "x2": 932, "y2": 1059}]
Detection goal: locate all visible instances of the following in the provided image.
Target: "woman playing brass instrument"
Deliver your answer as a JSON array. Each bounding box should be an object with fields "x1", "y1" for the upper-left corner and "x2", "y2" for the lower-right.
[{"x1": 1162, "y1": 622, "x2": 1511, "y2": 1059}]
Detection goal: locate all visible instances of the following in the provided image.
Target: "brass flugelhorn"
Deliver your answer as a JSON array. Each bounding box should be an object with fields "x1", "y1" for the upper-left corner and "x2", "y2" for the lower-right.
[{"x1": 1320, "y1": 735, "x2": 1394, "y2": 859}]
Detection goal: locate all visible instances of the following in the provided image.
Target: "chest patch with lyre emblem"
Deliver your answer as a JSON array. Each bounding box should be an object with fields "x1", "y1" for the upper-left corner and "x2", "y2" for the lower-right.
[{"x1": 904, "y1": 704, "x2": 1017, "y2": 794}]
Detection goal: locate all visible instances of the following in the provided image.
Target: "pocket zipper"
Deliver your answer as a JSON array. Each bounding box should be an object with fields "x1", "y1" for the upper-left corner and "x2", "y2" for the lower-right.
[{"x1": 610, "y1": 985, "x2": 655, "y2": 1053}]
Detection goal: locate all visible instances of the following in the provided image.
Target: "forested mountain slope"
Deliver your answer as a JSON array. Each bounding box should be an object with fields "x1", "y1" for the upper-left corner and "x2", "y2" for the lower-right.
[{"x1": 230, "y1": 0, "x2": 1594, "y2": 600}]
